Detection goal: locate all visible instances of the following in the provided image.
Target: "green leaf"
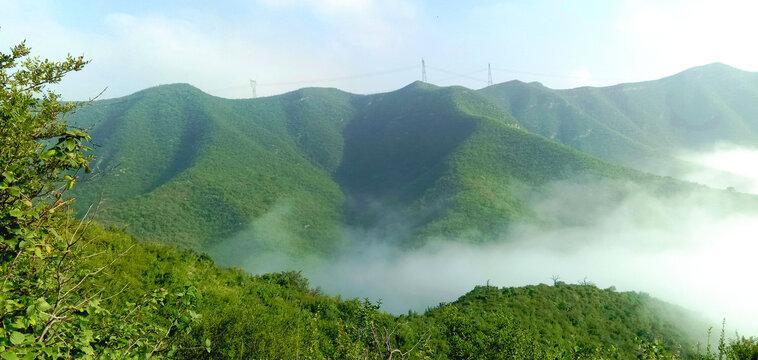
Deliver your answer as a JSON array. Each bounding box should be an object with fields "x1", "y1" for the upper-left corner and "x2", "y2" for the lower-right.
[
  {"x1": 205, "y1": 338, "x2": 211, "y2": 352},
  {"x1": 7, "y1": 187, "x2": 20, "y2": 197},
  {"x1": 9, "y1": 331, "x2": 24, "y2": 345},
  {"x1": 8, "y1": 208, "x2": 22, "y2": 218},
  {"x1": 36, "y1": 297, "x2": 51, "y2": 312},
  {"x1": 1, "y1": 351, "x2": 19, "y2": 360},
  {"x1": 1, "y1": 172, "x2": 14, "y2": 182}
]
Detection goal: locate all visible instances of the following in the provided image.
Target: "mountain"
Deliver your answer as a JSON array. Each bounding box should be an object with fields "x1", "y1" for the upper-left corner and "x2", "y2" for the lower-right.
[
  {"x1": 69, "y1": 81, "x2": 637, "y2": 254},
  {"x1": 478, "y1": 63, "x2": 758, "y2": 169},
  {"x1": 70, "y1": 84, "x2": 353, "y2": 253},
  {"x1": 68, "y1": 64, "x2": 758, "y2": 255}
]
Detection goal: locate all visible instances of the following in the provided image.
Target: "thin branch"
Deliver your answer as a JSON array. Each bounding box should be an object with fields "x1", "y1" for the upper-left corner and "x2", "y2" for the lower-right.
[
  {"x1": 59, "y1": 244, "x2": 133, "y2": 301},
  {"x1": 0, "y1": 250, "x2": 25, "y2": 292}
]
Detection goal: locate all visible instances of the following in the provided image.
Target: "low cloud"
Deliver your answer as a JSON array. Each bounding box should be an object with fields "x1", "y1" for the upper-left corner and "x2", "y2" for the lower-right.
[
  {"x1": 676, "y1": 143, "x2": 758, "y2": 194},
  {"x1": 214, "y1": 174, "x2": 758, "y2": 337},
  {"x1": 305, "y1": 181, "x2": 758, "y2": 335}
]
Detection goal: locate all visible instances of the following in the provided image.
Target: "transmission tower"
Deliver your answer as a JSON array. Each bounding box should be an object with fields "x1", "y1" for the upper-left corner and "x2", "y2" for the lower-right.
[
  {"x1": 249, "y1": 79, "x2": 257, "y2": 98},
  {"x1": 488, "y1": 63, "x2": 493, "y2": 86},
  {"x1": 421, "y1": 58, "x2": 427, "y2": 82}
]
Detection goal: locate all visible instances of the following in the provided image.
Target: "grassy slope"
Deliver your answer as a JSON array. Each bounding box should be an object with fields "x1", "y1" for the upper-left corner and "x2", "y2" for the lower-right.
[
  {"x1": 87, "y1": 224, "x2": 706, "y2": 359},
  {"x1": 427, "y1": 284, "x2": 703, "y2": 358}
]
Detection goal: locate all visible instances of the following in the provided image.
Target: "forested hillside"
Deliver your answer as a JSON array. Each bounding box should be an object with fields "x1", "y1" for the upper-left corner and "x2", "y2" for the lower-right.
[
  {"x1": 69, "y1": 84, "x2": 354, "y2": 253},
  {"x1": 67, "y1": 74, "x2": 741, "y2": 254}
]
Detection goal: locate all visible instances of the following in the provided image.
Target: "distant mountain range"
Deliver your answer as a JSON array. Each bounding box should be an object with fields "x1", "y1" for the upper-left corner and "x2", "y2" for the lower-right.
[
  {"x1": 481, "y1": 63, "x2": 758, "y2": 168},
  {"x1": 68, "y1": 63, "x2": 758, "y2": 255}
]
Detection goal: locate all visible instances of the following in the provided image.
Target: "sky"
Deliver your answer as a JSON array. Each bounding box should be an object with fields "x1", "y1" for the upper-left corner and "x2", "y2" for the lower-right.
[{"x1": 2, "y1": 0, "x2": 758, "y2": 99}]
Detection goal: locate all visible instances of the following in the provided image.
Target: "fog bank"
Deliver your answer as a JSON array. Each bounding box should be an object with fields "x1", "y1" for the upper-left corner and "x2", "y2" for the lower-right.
[
  {"x1": 212, "y1": 145, "x2": 758, "y2": 337},
  {"x1": 304, "y1": 181, "x2": 758, "y2": 335},
  {"x1": 677, "y1": 143, "x2": 758, "y2": 195}
]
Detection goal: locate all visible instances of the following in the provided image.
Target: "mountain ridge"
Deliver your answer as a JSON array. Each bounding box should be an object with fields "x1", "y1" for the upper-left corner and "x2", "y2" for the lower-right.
[{"x1": 68, "y1": 63, "x2": 758, "y2": 255}]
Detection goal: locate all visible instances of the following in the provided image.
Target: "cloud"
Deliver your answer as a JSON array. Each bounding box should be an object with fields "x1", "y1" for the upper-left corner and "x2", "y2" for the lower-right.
[
  {"x1": 222, "y1": 174, "x2": 758, "y2": 337},
  {"x1": 676, "y1": 144, "x2": 758, "y2": 194},
  {"x1": 258, "y1": 0, "x2": 419, "y2": 50},
  {"x1": 0, "y1": 0, "x2": 420, "y2": 99},
  {"x1": 567, "y1": 67, "x2": 593, "y2": 88},
  {"x1": 614, "y1": 0, "x2": 758, "y2": 75}
]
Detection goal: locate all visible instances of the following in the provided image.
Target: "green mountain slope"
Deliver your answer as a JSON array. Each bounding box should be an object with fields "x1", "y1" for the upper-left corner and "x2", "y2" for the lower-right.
[
  {"x1": 477, "y1": 80, "x2": 661, "y2": 166},
  {"x1": 479, "y1": 63, "x2": 758, "y2": 168},
  {"x1": 71, "y1": 85, "x2": 356, "y2": 252},
  {"x1": 69, "y1": 64, "x2": 758, "y2": 253},
  {"x1": 71, "y1": 81, "x2": 639, "y2": 252}
]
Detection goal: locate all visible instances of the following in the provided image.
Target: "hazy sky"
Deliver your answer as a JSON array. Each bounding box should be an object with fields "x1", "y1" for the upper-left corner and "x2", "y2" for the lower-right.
[{"x1": 2, "y1": 0, "x2": 758, "y2": 99}]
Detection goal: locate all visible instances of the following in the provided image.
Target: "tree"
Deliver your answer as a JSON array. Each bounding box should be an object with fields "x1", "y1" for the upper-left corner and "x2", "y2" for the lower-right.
[
  {"x1": 0, "y1": 36, "x2": 96, "y2": 356},
  {"x1": 0, "y1": 38, "x2": 205, "y2": 359}
]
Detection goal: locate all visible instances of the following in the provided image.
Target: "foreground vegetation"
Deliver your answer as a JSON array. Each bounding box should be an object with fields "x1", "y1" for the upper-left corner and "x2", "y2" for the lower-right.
[{"x1": 7, "y1": 222, "x2": 758, "y2": 359}]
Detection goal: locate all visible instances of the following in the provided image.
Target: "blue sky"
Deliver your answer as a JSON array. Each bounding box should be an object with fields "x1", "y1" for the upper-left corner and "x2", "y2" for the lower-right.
[{"x1": 2, "y1": 0, "x2": 757, "y2": 99}]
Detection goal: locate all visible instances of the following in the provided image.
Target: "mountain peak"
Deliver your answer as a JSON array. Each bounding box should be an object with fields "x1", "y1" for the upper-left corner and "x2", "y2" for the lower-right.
[
  {"x1": 694, "y1": 62, "x2": 738, "y2": 70},
  {"x1": 674, "y1": 62, "x2": 746, "y2": 78},
  {"x1": 401, "y1": 80, "x2": 439, "y2": 91},
  {"x1": 133, "y1": 83, "x2": 207, "y2": 97}
]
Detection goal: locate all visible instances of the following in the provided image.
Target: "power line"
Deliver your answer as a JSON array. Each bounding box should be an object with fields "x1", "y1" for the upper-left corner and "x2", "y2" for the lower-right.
[
  {"x1": 207, "y1": 62, "x2": 629, "y2": 97},
  {"x1": 209, "y1": 65, "x2": 418, "y2": 93},
  {"x1": 426, "y1": 65, "x2": 489, "y2": 83},
  {"x1": 260, "y1": 65, "x2": 418, "y2": 87},
  {"x1": 491, "y1": 67, "x2": 625, "y2": 82},
  {"x1": 435, "y1": 68, "x2": 488, "y2": 83}
]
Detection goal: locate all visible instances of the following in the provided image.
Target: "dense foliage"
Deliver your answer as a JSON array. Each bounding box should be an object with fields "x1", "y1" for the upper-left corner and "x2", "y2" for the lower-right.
[
  {"x1": 45, "y1": 224, "x2": 758, "y2": 359},
  {"x1": 0, "y1": 40, "x2": 207, "y2": 359}
]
